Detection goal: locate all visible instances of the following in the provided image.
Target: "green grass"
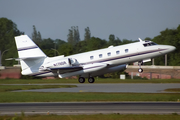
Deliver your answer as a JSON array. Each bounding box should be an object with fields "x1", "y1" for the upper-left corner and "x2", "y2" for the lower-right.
[
  {"x1": 0, "y1": 114, "x2": 180, "y2": 120},
  {"x1": 0, "y1": 92, "x2": 180, "y2": 102},
  {"x1": 0, "y1": 79, "x2": 180, "y2": 102},
  {"x1": 1, "y1": 78, "x2": 180, "y2": 84},
  {"x1": 0, "y1": 85, "x2": 77, "y2": 92},
  {"x1": 164, "y1": 88, "x2": 180, "y2": 92}
]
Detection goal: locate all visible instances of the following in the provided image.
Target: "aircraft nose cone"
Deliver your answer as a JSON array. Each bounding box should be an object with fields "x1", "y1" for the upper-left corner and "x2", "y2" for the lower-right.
[
  {"x1": 160, "y1": 45, "x2": 176, "y2": 54},
  {"x1": 169, "y1": 46, "x2": 176, "y2": 52}
]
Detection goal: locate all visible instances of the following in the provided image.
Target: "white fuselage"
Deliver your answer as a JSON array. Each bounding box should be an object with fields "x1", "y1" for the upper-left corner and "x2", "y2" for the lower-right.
[{"x1": 32, "y1": 40, "x2": 175, "y2": 78}]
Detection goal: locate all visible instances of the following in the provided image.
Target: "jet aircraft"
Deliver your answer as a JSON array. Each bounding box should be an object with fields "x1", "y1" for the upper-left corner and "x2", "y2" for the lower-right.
[{"x1": 14, "y1": 35, "x2": 176, "y2": 83}]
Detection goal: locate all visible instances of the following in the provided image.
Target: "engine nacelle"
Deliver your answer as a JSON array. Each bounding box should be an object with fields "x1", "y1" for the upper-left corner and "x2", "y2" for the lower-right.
[{"x1": 39, "y1": 58, "x2": 78, "y2": 71}]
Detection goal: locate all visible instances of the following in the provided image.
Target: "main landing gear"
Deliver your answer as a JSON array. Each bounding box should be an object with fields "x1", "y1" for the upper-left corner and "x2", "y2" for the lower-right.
[
  {"x1": 78, "y1": 77, "x2": 95, "y2": 83},
  {"x1": 138, "y1": 61, "x2": 143, "y2": 73}
]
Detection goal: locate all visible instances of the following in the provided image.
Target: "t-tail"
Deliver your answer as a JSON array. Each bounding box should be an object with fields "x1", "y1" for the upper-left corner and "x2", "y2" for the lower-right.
[{"x1": 15, "y1": 35, "x2": 47, "y2": 75}]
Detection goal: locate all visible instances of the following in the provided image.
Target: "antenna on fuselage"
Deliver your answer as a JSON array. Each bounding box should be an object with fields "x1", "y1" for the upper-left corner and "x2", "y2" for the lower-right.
[{"x1": 138, "y1": 38, "x2": 143, "y2": 42}]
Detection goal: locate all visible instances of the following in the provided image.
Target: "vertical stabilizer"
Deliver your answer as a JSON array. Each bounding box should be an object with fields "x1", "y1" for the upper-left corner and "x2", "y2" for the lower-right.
[
  {"x1": 15, "y1": 35, "x2": 46, "y2": 74},
  {"x1": 15, "y1": 35, "x2": 46, "y2": 58}
]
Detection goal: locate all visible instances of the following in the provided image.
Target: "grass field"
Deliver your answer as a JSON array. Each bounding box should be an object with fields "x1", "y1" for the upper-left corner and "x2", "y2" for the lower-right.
[
  {"x1": 0, "y1": 79, "x2": 180, "y2": 119},
  {"x1": 0, "y1": 91, "x2": 180, "y2": 102},
  {"x1": 0, "y1": 85, "x2": 77, "y2": 92},
  {"x1": 1, "y1": 78, "x2": 180, "y2": 84},
  {"x1": 0, "y1": 78, "x2": 180, "y2": 102},
  {"x1": 0, "y1": 114, "x2": 180, "y2": 120},
  {"x1": 164, "y1": 88, "x2": 180, "y2": 92}
]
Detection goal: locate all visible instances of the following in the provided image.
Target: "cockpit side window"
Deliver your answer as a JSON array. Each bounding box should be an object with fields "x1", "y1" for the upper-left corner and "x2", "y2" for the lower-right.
[
  {"x1": 151, "y1": 42, "x2": 157, "y2": 45},
  {"x1": 143, "y1": 42, "x2": 157, "y2": 47}
]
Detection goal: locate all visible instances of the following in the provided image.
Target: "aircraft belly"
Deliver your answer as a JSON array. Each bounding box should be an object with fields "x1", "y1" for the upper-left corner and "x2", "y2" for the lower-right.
[
  {"x1": 81, "y1": 64, "x2": 127, "y2": 78},
  {"x1": 36, "y1": 72, "x2": 56, "y2": 77},
  {"x1": 58, "y1": 63, "x2": 107, "y2": 78}
]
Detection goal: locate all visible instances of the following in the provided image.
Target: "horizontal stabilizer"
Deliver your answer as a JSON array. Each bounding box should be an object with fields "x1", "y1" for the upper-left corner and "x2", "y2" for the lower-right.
[{"x1": 6, "y1": 56, "x2": 46, "y2": 61}]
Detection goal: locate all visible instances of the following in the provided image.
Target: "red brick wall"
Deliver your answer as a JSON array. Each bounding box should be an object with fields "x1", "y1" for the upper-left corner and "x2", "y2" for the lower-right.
[{"x1": 0, "y1": 67, "x2": 21, "y2": 79}]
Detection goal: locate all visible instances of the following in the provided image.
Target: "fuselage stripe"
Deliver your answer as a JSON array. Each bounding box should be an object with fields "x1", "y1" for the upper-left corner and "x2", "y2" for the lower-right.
[
  {"x1": 18, "y1": 46, "x2": 38, "y2": 51},
  {"x1": 80, "y1": 48, "x2": 166, "y2": 65}
]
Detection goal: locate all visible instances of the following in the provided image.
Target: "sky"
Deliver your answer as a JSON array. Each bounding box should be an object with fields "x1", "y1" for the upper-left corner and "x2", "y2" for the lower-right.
[{"x1": 0, "y1": 0, "x2": 180, "y2": 41}]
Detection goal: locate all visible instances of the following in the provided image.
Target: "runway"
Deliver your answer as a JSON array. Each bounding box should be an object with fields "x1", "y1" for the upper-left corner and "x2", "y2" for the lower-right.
[
  {"x1": 2, "y1": 84, "x2": 180, "y2": 115},
  {"x1": 0, "y1": 102, "x2": 180, "y2": 115},
  {"x1": 13, "y1": 83, "x2": 180, "y2": 93}
]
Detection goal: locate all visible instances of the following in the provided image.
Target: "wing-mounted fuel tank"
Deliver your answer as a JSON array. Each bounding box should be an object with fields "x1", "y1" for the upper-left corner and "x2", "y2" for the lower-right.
[{"x1": 39, "y1": 58, "x2": 79, "y2": 71}]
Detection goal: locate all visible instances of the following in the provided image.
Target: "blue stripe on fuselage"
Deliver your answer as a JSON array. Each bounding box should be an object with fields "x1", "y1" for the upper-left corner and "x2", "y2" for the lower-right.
[{"x1": 18, "y1": 46, "x2": 38, "y2": 51}]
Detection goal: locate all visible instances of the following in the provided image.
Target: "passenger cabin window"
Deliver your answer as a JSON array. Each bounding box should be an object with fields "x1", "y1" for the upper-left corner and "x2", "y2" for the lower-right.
[
  {"x1": 125, "y1": 49, "x2": 128, "y2": 53},
  {"x1": 107, "y1": 52, "x2": 111, "y2": 56},
  {"x1": 90, "y1": 56, "x2": 94, "y2": 60},
  {"x1": 99, "y1": 54, "x2": 103, "y2": 58},
  {"x1": 143, "y1": 42, "x2": 157, "y2": 47},
  {"x1": 116, "y1": 51, "x2": 120, "y2": 55}
]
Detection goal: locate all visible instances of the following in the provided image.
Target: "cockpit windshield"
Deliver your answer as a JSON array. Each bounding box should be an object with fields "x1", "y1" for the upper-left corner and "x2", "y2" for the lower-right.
[{"x1": 143, "y1": 42, "x2": 157, "y2": 47}]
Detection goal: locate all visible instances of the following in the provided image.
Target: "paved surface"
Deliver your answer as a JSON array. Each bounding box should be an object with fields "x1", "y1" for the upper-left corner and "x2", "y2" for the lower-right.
[
  {"x1": 13, "y1": 83, "x2": 180, "y2": 93},
  {"x1": 0, "y1": 102, "x2": 180, "y2": 115},
  {"x1": 2, "y1": 84, "x2": 180, "y2": 115}
]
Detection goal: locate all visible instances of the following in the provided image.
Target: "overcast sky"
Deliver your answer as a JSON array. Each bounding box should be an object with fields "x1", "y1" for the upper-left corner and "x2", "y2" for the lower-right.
[{"x1": 0, "y1": 0, "x2": 180, "y2": 41}]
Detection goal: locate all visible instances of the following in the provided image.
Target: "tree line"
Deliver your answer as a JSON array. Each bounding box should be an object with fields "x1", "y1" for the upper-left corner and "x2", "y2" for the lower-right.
[{"x1": 0, "y1": 17, "x2": 180, "y2": 68}]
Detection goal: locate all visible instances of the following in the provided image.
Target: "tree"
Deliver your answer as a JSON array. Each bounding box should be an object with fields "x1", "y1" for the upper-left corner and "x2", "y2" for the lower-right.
[
  {"x1": 73, "y1": 40, "x2": 88, "y2": 54},
  {"x1": 0, "y1": 17, "x2": 23, "y2": 66},
  {"x1": 121, "y1": 39, "x2": 133, "y2": 45},
  {"x1": 37, "y1": 31, "x2": 42, "y2": 43},
  {"x1": 67, "y1": 26, "x2": 80, "y2": 46},
  {"x1": 40, "y1": 38, "x2": 54, "y2": 49},
  {"x1": 67, "y1": 28, "x2": 73, "y2": 45},
  {"x1": 152, "y1": 25, "x2": 180, "y2": 66},
  {"x1": 58, "y1": 43, "x2": 73, "y2": 56},
  {"x1": 144, "y1": 37, "x2": 152, "y2": 41},
  {"x1": 84, "y1": 27, "x2": 91, "y2": 41},
  {"x1": 108, "y1": 34, "x2": 122, "y2": 46},
  {"x1": 86, "y1": 37, "x2": 107, "y2": 51},
  {"x1": 40, "y1": 38, "x2": 55, "y2": 57},
  {"x1": 108, "y1": 34, "x2": 115, "y2": 45},
  {"x1": 73, "y1": 26, "x2": 80, "y2": 44},
  {"x1": 32, "y1": 25, "x2": 42, "y2": 45},
  {"x1": 32, "y1": 25, "x2": 37, "y2": 41}
]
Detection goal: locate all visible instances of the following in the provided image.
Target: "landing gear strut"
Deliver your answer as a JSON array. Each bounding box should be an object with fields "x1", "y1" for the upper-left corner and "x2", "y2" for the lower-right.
[{"x1": 138, "y1": 61, "x2": 143, "y2": 73}]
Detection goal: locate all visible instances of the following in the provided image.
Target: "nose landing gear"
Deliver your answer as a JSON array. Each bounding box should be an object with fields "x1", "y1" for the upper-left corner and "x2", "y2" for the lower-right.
[
  {"x1": 138, "y1": 61, "x2": 143, "y2": 73},
  {"x1": 138, "y1": 68, "x2": 143, "y2": 73}
]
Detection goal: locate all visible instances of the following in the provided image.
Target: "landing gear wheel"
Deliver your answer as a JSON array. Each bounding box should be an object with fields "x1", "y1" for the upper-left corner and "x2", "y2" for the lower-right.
[
  {"x1": 78, "y1": 77, "x2": 85, "y2": 83},
  {"x1": 88, "y1": 77, "x2": 95, "y2": 83},
  {"x1": 138, "y1": 68, "x2": 143, "y2": 73}
]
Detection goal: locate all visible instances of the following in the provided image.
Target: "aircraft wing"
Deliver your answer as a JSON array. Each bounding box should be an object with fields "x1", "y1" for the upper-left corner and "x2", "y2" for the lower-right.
[
  {"x1": 49, "y1": 63, "x2": 107, "y2": 75},
  {"x1": 50, "y1": 66, "x2": 83, "y2": 74}
]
